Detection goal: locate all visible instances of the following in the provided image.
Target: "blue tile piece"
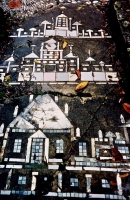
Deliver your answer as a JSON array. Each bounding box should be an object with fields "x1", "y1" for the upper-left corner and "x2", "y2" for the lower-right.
[
  {"x1": 105, "y1": 194, "x2": 109, "y2": 198},
  {"x1": 19, "y1": 191, "x2": 24, "y2": 195},
  {"x1": 23, "y1": 191, "x2": 28, "y2": 195},
  {"x1": 74, "y1": 182, "x2": 78, "y2": 187},
  {"x1": 18, "y1": 180, "x2": 22, "y2": 184},
  {"x1": 97, "y1": 162, "x2": 102, "y2": 167},
  {"x1": 27, "y1": 191, "x2": 31, "y2": 195},
  {"x1": 31, "y1": 191, "x2": 35, "y2": 195}
]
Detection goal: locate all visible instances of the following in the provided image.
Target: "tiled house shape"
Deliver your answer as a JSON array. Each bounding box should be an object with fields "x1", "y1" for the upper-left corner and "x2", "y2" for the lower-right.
[
  {"x1": 18, "y1": 47, "x2": 40, "y2": 81},
  {"x1": 64, "y1": 45, "x2": 79, "y2": 72},
  {"x1": 3, "y1": 94, "x2": 73, "y2": 164},
  {"x1": 21, "y1": 48, "x2": 39, "y2": 72}
]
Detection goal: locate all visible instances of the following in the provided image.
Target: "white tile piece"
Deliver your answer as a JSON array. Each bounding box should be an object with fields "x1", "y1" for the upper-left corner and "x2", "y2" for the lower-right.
[
  {"x1": 81, "y1": 72, "x2": 94, "y2": 81},
  {"x1": 15, "y1": 117, "x2": 35, "y2": 129},
  {"x1": 90, "y1": 194, "x2": 105, "y2": 198},
  {"x1": 30, "y1": 130, "x2": 47, "y2": 139},
  {"x1": 106, "y1": 72, "x2": 119, "y2": 82},
  {"x1": 83, "y1": 167, "x2": 100, "y2": 171},
  {"x1": 68, "y1": 72, "x2": 77, "y2": 81},
  {"x1": 31, "y1": 176, "x2": 36, "y2": 191},
  {"x1": 49, "y1": 159, "x2": 63, "y2": 162},
  {"x1": 1, "y1": 190, "x2": 11, "y2": 195},
  {"x1": 43, "y1": 192, "x2": 57, "y2": 197},
  {"x1": 93, "y1": 72, "x2": 106, "y2": 81},
  {"x1": 48, "y1": 165, "x2": 59, "y2": 169},
  {"x1": 6, "y1": 165, "x2": 23, "y2": 169},
  {"x1": 56, "y1": 72, "x2": 69, "y2": 81},
  {"x1": 66, "y1": 166, "x2": 82, "y2": 170},
  {"x1": 9, "y1": 158, "x2": 25, "y2": 162},
  {"x1": 32, "y1": 172, "x2": 38, "y2": 175},
  {"x1": 0, "y1": 165, "x2": 5, "y2": 168},
  {"x1": 31, "y1": 72, "x2": 44, "y2": 82}
]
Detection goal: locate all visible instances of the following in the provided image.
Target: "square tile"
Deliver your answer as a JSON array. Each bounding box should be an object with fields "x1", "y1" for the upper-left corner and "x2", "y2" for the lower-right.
[
  {"x1": 81, "y1": 72, "x2": 94, "y2": 81},
  {"x1": 19, "y1": 176, "x2": 22, "y2": 180},
  {"x1": 93, "y1": 72, "x2": 106, "y2": 81},
  {"x1": 18, "y1": 181, "x2": 22, "y2": 184},
  {"x1": 44, "y1": 72, "x2": 55, "y2": 81},
  {"x1": 68, "y1": 72, "x2": 77, "y2": 81},
  {"x1": 31, "y1": 72, "x2": 44, "y2": 82},
  {"x1": 56, "y1": 72, "x2": 69, "y2": 81}
]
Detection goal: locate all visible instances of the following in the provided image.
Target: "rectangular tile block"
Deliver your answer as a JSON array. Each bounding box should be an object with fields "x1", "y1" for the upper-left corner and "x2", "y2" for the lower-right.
[
  {"x1": 48, "y1": 165, "x2": 59, "y2": 169},
  {"x1": 44, "y1": 72, "x2": 56, "y2": 81},
  {"x1": 1, "y1": 190, "x2": 11, "y2": 195},
  {"x1": 56, "y1": 72, "x2": 69, "y2": 81}
]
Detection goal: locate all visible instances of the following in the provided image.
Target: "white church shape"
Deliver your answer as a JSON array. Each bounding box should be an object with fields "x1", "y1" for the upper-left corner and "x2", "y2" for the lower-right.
[
  {"x1": 9, "y1": 6, "x2": 112, "y2": 38},
  {"x1": 55, "y1": 13, "x2": 69, "y2": 30}
]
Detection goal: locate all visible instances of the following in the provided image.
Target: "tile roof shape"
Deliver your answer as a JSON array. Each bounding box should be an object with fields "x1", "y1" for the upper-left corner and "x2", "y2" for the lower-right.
[
  {"x1": 10, "y1": 94, "x2": 73, "y2": 130},
  {"x1": 9, "y1": 116, "x2": 35, "y2": 129},
  {"x1": 24, "y1": 52, "x2": 39, "y2": 59},
  {"x1": 30, "y1": 130, "x2": 47, "y2": 138},
  {"x1": 105, "y1": 131, "x2": 116, "y2": 138},
  {"x1": 16, "y1": 118, "x2": 35, "y2": 129}
]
